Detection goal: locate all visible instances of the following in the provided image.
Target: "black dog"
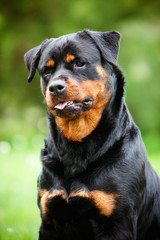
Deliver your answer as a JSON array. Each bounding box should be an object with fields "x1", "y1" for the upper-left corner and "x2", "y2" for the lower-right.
[{"x1": 24, "y1": 30, "x2": 160, "y2": 240}]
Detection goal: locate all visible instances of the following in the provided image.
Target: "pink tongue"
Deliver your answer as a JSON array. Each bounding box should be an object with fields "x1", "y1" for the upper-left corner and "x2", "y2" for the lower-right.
[{"x1": 54, "y1": 101, "x2": 72, "y2": 110}]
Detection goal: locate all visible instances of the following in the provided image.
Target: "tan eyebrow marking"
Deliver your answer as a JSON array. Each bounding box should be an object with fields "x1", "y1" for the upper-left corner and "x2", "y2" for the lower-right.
[
  {"x1": 46, "y1": 59, "x2": 55, "y2": 67},
  {"x1": 66, "y1": 54, "x2": 75, "y2": 63}
]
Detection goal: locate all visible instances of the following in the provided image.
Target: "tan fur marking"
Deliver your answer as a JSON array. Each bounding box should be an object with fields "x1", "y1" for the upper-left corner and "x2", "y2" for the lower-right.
[
  {"x1": 55, "y1": 66, "x2": 111, "y2": 141},
  {"x1": 55, "y1": 97, "x2": 110, "y2": 142},
  {"x1": 40, "y1": 189, "x2": 67, "y2": 215},
  {"x1": 69, "y1": 189, "x2": 118, "y2": 217},
  {"x1": 48, "y1": 189, "x2": 67, "y2": 200},
  {"x1": 45, "y1": 85, "x2": 56, "y2": 116},
  {"x1": 44, "y1": 65, "x2": 111, "y2": 141},
  {"x1": 46, "y1": 59, "x2": 55, "y2": 67},
  {"x1": 91, "y1": 191, "x2": 119, "y2": 217},
  {"x1": 96, "y1": 65, "x2": 108, "y2": 80},
  {"x1": 66, "y1": 54, "x2": 75, "y2": 63},
  {"x1": 69, "y1": 189, "x2": 90, "y2": 199},
  {"x1": 40, "y1": 191, "x2": 49, "y2": 215},
  {"x1": 39, "y1": 189, "x2": 47, "y2": 199}
]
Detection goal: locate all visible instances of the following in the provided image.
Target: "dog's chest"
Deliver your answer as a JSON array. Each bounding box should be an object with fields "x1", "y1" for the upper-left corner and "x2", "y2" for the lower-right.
[{"x1": 38, "y1": 171, "x2": 119, "y2": 224}]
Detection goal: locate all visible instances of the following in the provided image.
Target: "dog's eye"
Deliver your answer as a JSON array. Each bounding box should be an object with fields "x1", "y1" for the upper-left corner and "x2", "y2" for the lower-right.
[
  {"x1": 75, "y1": 61, "x2": 85, "y2": 67},
  {"x1": 44, "y1": 68, "x2": 53, "y2": 75}
]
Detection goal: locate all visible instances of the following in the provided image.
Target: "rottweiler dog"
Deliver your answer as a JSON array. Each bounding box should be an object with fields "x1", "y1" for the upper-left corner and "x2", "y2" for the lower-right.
[{"x1": 24, "y1": 30, "x2": 160, "y2": 240}]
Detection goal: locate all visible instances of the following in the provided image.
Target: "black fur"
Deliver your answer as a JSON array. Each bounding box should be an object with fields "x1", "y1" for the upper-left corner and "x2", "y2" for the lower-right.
[{"x1": 24, "y1": 30, "x2": 160, "y2": 240}]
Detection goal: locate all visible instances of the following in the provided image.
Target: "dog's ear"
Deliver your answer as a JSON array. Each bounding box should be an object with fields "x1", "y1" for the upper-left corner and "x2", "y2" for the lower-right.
[
  {"x1": 83, "y1": 30, "x2": 120, "y2": 66},
  {"x1": 24, "y1": 39, "x2": 52, "y2": 82}
]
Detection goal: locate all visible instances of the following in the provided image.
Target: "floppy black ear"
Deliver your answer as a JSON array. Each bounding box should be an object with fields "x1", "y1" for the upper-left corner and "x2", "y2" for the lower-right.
[
  {"x1": 83, "y1": 30, "x2": 121, "y2": 66},
  {"x1": 24, "y1": 45, "x2": 41, "y2": 82},
  {"x1": 24, "y1": 39, "x2": 52, "y2": 82}
]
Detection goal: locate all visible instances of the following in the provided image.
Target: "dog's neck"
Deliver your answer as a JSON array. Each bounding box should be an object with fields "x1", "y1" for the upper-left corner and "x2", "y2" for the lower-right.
[
  {"x1": 46, "y1": 107, "x2": 129, "y2": 176},
  {"x1": 54, "y1": 96, "x2": 110, "y2": 142}
]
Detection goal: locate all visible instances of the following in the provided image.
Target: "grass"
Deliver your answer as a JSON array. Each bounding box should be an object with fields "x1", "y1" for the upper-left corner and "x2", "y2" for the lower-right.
[
  {"x1": 0, "y1": 149, "x2": 41, "y2": 240},
  {"x1": 0, "y1": 134, "x2": 159, "y2": 240}
]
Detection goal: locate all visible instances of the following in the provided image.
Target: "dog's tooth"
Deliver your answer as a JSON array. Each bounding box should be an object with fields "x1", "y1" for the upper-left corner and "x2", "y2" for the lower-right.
[{"x1": 67, "y1": 101, "x2": 73, "y2": 105}]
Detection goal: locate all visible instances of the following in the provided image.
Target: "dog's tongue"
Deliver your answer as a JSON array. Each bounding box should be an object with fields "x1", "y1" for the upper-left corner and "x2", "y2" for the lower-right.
[{"x1": 54, "y1": 101, "x2": 72, "y2": 110}]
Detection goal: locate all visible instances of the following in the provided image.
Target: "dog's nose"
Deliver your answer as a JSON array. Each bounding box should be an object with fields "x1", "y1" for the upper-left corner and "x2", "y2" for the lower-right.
[{"x1": 49, "y1": 80, "x2": 66, "y2": 96}]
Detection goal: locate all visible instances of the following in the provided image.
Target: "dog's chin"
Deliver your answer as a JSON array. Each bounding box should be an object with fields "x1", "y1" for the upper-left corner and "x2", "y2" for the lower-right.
[{"x1": 53, "y1": 97, "x2": 94, "y2": 119}]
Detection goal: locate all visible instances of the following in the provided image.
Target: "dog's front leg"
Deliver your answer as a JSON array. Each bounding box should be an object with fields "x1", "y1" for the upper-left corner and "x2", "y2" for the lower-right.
[{"x1": 38, "y1": 188, "x2": 67, "y2": 240}]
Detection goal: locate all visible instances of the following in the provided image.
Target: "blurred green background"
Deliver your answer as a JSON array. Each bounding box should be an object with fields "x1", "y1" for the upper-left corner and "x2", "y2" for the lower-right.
[{"x1": 0, "y1": 0, "x2": 160, "y2": 239}]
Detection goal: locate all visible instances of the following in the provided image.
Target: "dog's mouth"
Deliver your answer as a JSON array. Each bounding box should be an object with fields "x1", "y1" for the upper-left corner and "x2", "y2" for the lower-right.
[{"x1": 53, "y1": 97, "x2": 94, "y2": 118}]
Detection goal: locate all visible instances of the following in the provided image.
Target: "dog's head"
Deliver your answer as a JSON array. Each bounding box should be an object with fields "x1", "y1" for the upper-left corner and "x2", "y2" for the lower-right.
[{"x1": 24, "y1": 30, "x2": 120, "y2": 141}]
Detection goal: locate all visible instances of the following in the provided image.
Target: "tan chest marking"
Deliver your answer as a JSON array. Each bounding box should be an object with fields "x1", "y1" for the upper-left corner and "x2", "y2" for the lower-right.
[
  {"x1": 39, "y1": 189, "x2": 67, "y2": 215},
  {"x1": 91, "y1": 191, "x2": 119, "y2": 217},
  {"x1": 39, "y1": 188, "x2": 118, "y2": 217},
  {"x1": 69, "y1": 189, "x2": 119, "y2": 217}
]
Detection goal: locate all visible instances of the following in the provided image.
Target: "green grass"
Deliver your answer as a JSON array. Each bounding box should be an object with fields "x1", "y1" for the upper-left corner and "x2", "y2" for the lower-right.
[
  {"x1": 0, "y1": 136, "x2": 159, "y2": 240},
  {"x1": 0, "y1": 150, "x2": 41, "y2": 240}
]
